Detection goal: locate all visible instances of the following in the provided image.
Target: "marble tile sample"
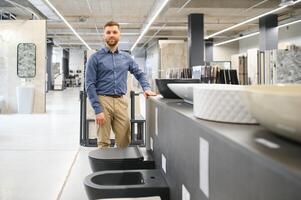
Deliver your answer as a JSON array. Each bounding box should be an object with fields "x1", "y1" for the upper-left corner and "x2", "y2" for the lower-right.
[{"x1": 276, "y1": 49, "x2": 301, "y2": 84}]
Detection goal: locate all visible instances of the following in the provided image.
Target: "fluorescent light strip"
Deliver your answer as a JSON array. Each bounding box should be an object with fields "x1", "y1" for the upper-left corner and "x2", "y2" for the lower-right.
[
  {"x1": 214, "y1": 18, "x2": 301, "y2": 46},
  {"x1": 214, "y1": 32, "x2": 259, "y2": 46},
  {"x1": 278, "y1": 18, "x2": 301, "y2": 28},
  {"x1": 131, "y1": 0, "x2": 169, "y2": 52},
  {"x1": 177, "y1": 0, "x2": 192, "y2": 13},
  {"x1": 205, "y1": 6, "x2": 286, "y2": 39},
  {"x1": 141, "y1": 24, "x2": 166, "y2": 48},
  {"x1": 206, "y1": 0, "x2": 301, "y2": 39},
  {"x1": 86, "y1": 0, "x2": 92, "y2": 13},
  {"x1": 44, "y1": 0, "x2": 91, "y2": 50}
]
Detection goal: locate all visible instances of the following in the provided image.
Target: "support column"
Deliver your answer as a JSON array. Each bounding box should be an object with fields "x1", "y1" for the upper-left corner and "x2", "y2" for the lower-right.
[
  {"x1": 259, "y1": 14, "x2": 278, "y2": 50},
  {"x1": 188, "y1": 13, "x2": 204, "y2": 67},
  {"x1": 205, "y1": 39, "x2": 213, "y2": 62},
  {"x1": 46, "y1": 39, "x2": 54, "y2": 91}
]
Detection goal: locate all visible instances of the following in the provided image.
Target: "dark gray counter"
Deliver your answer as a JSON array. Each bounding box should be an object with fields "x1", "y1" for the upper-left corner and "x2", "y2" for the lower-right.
[{"x1": 146, "y1": 96, "x2": 301, "y2": 200}]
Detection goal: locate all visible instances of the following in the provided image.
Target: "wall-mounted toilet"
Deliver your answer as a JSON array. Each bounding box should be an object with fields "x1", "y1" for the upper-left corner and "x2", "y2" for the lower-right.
[
  {"x1": 88, "y1": 146, "x2": 155, "y2": 172},
  {"x1": 84, "y1": 146, "x2": 169, "y2": 200},
  {"x1": 84, "y1": 169, "x2": 169, "y2": 200}
]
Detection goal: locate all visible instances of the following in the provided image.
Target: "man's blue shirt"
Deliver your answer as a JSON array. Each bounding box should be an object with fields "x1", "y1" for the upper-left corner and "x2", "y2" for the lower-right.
[{"x1": 85, "y1": 47, "x2": 150, "y2": 114}]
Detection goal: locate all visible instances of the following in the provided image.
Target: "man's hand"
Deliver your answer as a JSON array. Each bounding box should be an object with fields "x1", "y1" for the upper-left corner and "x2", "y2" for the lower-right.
[
  {"x1": 144, "y1": 90, "x2": 157, "y2": 98},
  {"x1": 95, "y1": 112, "x2": 106, "y2": 126}
]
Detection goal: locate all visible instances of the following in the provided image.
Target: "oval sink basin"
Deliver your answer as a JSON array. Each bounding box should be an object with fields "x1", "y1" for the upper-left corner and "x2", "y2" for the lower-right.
[
  {"x1": 242, "y1": 84, "x2": 301, "y2": 143},
  {"x1": 155, "y1": 79, "x2": 201, "y2": 99},
  {"x1": 167, "y1": 83, "x2": 202, "y2": 104},
  {"x1": 193, "y1": 84, "x2": 257, "y2": 124}
]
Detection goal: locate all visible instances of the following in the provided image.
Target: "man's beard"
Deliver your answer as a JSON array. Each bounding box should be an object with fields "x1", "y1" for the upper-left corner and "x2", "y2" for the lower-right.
[{"x1": 106, "y1": 38, "x2": 119, "y2": 47}]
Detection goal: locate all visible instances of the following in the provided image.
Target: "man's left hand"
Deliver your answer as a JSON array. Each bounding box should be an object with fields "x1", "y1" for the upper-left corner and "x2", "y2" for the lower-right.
[{"x1": 144, "y1": 90, "x2": 157, "y2": 98}]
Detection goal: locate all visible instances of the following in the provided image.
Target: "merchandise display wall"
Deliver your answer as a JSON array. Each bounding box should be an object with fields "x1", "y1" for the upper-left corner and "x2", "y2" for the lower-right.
[{"x1": 0, "y1": 20, "x2": 47, "y2": 113}]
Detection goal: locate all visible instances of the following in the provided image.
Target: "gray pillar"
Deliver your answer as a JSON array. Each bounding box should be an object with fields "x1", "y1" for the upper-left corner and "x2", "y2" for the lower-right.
[
  {"x1": 205, "y1": 39, "x2": 213, "y2": 62},
  {"x1": 188, "y1": 13, "x2": 204, "y2": 67},
  {"x1": 259, "y1": 14, "x2": 278, "y2": 51},
  {"x1": 46, "y1": 39, "x2": 53, "y2": 91}
]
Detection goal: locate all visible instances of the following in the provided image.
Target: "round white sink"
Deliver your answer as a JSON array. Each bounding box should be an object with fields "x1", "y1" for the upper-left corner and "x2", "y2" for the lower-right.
[
  {"x1": 167, "y1": 83, "x2": 202, "y2": 104},
  {"x1": 242, "y1": 84, "x2": 301, "y2": 143},
  {"x1": 193, "y1": 84, "x2": 257, "y2": 124}
]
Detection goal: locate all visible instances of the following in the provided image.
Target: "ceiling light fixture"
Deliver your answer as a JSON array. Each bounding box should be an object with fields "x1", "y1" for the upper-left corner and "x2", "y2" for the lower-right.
[
  {"x1": 44, "y1": 0, "x2": 92, "y2": 50},
  {"x1": 214, "y1": 18, "x2": 301, "y2": 46},
  {"x1": 214, "y1": 32, "x2": 260, "y2": 46},
  {"x1": 131, "y1": 0, "x2": 169, "y2": 52},
  {"x1": 205, "y1": 0, "x2": 301, "y2": 40},
  {"x1": 177, "y1": 0, "x2": 192, "y2": 13},
  {"x1": 278, "y1": 18, "x2": 301, "y2": 28}
]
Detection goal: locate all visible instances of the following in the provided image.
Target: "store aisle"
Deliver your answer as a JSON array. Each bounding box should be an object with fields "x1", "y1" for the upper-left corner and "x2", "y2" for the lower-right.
[{"x1": 0, "y1": 88, "x2": 81, "y2": 200}]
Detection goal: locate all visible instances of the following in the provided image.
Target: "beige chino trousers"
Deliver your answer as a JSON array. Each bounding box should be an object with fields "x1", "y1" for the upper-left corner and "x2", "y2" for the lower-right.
[{"x1": 96, "y1": 95, "x2": 131, "y2": 148}]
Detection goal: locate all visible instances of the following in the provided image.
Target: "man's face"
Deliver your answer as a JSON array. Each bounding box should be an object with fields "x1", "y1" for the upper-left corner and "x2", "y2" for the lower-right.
[{"x1": 103, "y1": 25, "x2": 120, "y2": 47}]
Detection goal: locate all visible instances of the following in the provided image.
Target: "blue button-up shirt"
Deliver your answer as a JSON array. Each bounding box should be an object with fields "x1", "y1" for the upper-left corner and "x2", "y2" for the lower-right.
[{"x1": 85, "y1": 47, "x2": 151, "y2": 114}]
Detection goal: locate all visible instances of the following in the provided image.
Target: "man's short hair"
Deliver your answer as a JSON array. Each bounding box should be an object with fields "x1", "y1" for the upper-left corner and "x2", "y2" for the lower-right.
[{"x1": 104, "y1": 21, "x2": 120, "y2": 29}]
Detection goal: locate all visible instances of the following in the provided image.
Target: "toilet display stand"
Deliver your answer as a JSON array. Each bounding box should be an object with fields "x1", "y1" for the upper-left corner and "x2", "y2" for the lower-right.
[
  {"x1": 84, "y1": 146, "x2": 169, "y2": 200},
  {"x1": 84, "y1": 169, "x2": 169, "y2": 200},
  {"x1": 88, "y1": 146, "x2": 155, "y2": 172}
]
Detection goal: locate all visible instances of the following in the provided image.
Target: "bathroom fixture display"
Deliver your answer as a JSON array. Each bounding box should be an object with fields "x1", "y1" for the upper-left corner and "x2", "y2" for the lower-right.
[
  {"x1": 84, "y1": 169, "x2": 169, "y2": 200},
  {"x1": 167, "y1": 83, "x2": 201, "y2": 104},
  {"x1": 155, "y1": 79, "x2": 201, "y2": 99},
  {"x1": 88, "y1": 146, "x2": 155, "y2": 172},
  {"x1": 16, "y1": 83, "x2": 35, "y2": 114},
  {"x1": 17, "y1": 43, "x2": 36, "y2": 78},
  {"x1": 193, "y1": 84, "x2": 257, "y2": 124},
  {"x1": 242, "y1": 84, "x2": 301, "y2": 143}
]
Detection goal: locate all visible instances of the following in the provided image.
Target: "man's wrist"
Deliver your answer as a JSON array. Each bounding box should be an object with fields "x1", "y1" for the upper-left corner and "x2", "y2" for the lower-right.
[
  {"x1": 95, "y1": 109, "x2": 103, "y2": 115},
  {"x1": 143, "y1": 87, "x2": 151, "y2": 92}
]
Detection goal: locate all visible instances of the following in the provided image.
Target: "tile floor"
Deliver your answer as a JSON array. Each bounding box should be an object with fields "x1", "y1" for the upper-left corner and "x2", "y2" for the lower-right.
[{"x1": 0, "y1": 88, "x2": 160, "y2": 200}]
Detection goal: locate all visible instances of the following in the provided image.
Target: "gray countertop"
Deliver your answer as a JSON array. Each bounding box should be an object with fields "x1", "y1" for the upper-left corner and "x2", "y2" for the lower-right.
[{"x1": 150, "y1": 96, "x2": 301, "y2": 183}]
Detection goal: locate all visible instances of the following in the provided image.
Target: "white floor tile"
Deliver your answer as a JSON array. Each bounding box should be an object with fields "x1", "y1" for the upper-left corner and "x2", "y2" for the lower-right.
[{"x1": 0, "y1": 88, "x2": 82, "y2": 200}]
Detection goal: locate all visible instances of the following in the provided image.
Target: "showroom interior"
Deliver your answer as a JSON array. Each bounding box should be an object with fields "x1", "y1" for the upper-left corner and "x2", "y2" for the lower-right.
[{"x1": 0, "y1": 0, "x2": 301, "y2": 199}]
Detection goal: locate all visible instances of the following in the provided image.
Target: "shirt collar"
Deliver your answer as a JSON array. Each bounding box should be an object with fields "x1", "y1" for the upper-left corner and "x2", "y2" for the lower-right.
[{"x1": 103, "y1": 45, "x2": 119, "y2": 54}]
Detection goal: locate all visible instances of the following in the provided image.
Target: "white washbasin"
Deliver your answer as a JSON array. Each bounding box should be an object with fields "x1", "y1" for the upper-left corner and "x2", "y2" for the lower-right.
[
  {"x1": 193, "y1": 84, "x2": 257, "y2": 124},
  {"x1": 242, "y1": 84, "x2": 301, "y2": 143},
  {"x1": 16, "y1": 84, "x2": 35, "y2": 114},
  {"x1": 167, "y1": 83, "x2": 201, "y2": 104}
]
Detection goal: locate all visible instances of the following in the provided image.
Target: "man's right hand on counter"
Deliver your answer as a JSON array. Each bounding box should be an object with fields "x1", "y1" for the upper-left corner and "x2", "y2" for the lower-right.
[{"x1": 96, "y1": 112, "x2": 106, "y2": 126}]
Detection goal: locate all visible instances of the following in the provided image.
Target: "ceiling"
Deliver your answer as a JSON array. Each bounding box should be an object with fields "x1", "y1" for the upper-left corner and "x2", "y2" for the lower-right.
[{"x1": 1, "y1": 0, "x2": 301, "y2": 52}]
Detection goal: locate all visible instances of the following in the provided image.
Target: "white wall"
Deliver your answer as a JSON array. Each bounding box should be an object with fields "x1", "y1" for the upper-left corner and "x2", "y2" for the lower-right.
[
  {"x1": 69, "y1": 48, "x2": 85, "y2": 71},
  {"x1": 278, "y1": 24, "x2": 301, "y2": 48},
  {"x1": 239, "y1": 22, "x2": 301, "y2": 53},
  {"x1": 213, "y1": 41, "x2": 239, "y2": 61},
  {"x1": 0, "y1": 20, "x2": 47, "y2": 113},
  {"x1": 239, "y1": 36, "x2": 259, "y2": 53}
]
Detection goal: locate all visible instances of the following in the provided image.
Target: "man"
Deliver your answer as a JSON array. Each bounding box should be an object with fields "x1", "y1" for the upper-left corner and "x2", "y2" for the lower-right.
[{"x1": 85, "y1": 21, "x2": 156, "y2": 148}]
